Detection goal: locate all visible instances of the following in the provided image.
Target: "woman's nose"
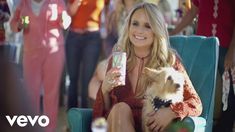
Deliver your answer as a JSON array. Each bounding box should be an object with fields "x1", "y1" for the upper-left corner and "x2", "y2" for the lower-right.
[{"x1": 135, "y1": 26, "x2": 145, "y2": 34}]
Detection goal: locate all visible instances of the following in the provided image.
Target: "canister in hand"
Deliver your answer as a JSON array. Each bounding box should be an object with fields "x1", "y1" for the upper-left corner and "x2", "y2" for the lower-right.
[
  {"x1": 21, "y1": 16, "x2": 30, "y2": 29},
  {"x1": 112, "y1": 51, "x2": 126, "y2": 85}
]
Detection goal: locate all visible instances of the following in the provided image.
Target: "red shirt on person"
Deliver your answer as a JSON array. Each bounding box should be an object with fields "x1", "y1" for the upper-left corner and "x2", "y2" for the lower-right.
[
  {"x1": 193, "y1": 0, "x2": 235, "y2": 48},
  {"x1": 68, "y1": 0, "x2": 109, "y2": 30}
]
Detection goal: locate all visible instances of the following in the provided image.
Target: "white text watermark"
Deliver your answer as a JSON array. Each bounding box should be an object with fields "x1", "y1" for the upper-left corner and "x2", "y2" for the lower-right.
[{"x1": 5, "y1": 115, "x2": 49, "y2": 127}]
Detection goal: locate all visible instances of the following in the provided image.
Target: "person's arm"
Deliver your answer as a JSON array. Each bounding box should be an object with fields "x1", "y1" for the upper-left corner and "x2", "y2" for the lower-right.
[
  {"x1": 93, "y1": 85, "x2": 108, "y2": 119},
  {"x1": 58, "y1": 0, "x2": 71, "y2": 29},
  {"x1": 170, "y1": 3, "x2": 198, "y2": 35},
  {"x1": 88, "y1": 73, "x2": 101, "y2": 100},
  {"x1": 100, "y1": 65, "x2": 122, "y2": 110},
  {"x1": 88, "y1": 60, "x2": 107, "y2": 100},
  {"x1": 146, "y1": 58, "x2": 203, "y2": 131},
  {"x1": 224, "y1": 26, "x2": 235, "y2": 70},
  {"x1": 9, "y1": 1, "x2": 23, "y2": 32},
  {"x1": 170, "y1": 59, "x2": 202, "y2": 119},
  {"x1": 67, "y1": 0, "x2": 82, "y2": 16},
  {"x1": 93, "y1": 58, "x2": 123, "y2": 119}
]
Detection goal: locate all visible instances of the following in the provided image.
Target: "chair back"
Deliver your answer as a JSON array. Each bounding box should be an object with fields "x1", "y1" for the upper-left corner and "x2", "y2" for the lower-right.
[{"x1": 170, "y1": 35, "x2": 219, "y2": 132}]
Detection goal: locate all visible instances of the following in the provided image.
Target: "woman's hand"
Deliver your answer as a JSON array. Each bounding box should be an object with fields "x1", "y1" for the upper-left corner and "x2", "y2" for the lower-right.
[
  {"x1": 146, "y1": 107, "x2": 177, "y2": 132},
  {"x1": 224, "y1": 48, "x2": 235, "y2": 70},
  {"x1": 17, "y1": 20, "x2": 24, "y2": 31},
  {"x1": 101, "y1": 67, "x2": 123, "y2": 94}
]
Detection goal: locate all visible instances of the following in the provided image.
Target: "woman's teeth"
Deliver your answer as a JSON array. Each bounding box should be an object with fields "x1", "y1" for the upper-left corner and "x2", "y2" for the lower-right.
[{"x1": 134, "y1": 35, "x2": 145, "y2": 40}]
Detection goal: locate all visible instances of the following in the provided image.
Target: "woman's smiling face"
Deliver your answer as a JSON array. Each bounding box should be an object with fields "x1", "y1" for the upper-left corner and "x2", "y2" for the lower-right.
[{"x1": 129, "y1": 8, "x2": 154, "y2": 51}]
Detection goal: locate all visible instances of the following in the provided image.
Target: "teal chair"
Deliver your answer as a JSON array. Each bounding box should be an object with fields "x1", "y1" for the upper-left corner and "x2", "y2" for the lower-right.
[{"x1": 67, "y1": 36, "x2": 219, "y2": 132}]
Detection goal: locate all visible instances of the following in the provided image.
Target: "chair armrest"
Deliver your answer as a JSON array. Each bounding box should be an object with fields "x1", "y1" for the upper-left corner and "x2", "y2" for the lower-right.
[
  {"x1": 185, "y1": 116, "x2": 206, "y2": 132},
  {"x1": 67, "y1": 108, "x2": 206, "y2": 132},
  {"x1": 167, "y1": 116, "x2": 206, "y2": 132},
  {"x1": 67, "y1": 108, "x2": 93, "y2": 132}
]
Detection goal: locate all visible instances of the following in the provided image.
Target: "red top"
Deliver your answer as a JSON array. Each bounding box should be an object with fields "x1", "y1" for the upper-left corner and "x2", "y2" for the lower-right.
[
  {"x1": 93, "y1": 58, "x2": 202, "y2": 131},
  {"x1": 68, "y1": 0, "x2": 109, "y2": 30},
  {"x1": 193, "y1": 0, "x2": 235, "y2": 48}
]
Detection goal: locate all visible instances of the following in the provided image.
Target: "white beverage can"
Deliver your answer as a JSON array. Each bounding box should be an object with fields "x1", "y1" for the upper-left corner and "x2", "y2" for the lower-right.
[{"x1": 112, "y1": 52, "x2": 126, "y2": 85}]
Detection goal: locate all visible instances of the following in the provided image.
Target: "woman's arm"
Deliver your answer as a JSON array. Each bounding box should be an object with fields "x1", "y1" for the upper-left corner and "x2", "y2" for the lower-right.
[
  {"x1": 146, "y1": 58, "x2": 202, "y2": 131},
  {"x1": 10, "y1": 1, "x2": 23, "y2": 32},
  {"x1": 67, "y1": 0, "x2": 82, "y2": 16},
  {"x1": 93, "y1": 58, "x2": 123, "y2": 119},
  {"x1": 170, "y1": 59, "x2": 203, "y2": 118},
  {"x1": 100, "y1": 65, "x2": 122, "y2": 110},
  {"x1": 224, "y1": 26, "x2": 235, "y2": 70},
  {"x1": 170, "y1": 3, "x2": 198, "y2": 35}
]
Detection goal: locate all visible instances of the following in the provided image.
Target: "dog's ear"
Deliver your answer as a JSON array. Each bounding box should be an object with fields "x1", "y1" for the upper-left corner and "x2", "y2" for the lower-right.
[
  {"x1": 167, "y1": 76, "x2": 172, "y2": 81},
  {"x1": 143, "y1": 67, "x2": 163, "y2": 81},
  {"x1": 166, "y1": 75, "x2": 174, "y2": 84}
]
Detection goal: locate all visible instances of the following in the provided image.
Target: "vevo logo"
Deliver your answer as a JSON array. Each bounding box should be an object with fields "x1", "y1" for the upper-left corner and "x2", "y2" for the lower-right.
[{"x1": 6, "y1": 115, "x2": 49, "y2": 127}]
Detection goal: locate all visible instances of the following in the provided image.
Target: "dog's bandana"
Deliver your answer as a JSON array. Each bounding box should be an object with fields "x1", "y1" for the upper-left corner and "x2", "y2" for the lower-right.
[{"x1": 152, "y1": 97, "x2": 172, "y2": 111}]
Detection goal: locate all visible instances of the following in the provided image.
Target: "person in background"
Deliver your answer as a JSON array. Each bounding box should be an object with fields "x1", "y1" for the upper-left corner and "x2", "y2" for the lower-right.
[
  {"x1": 170, "y1": 0, "x2": 235, "y2": 131},
  {"x1": 5, "y1": 0, "x2": 22, "y2": 44},
  {"x1": 102, "y1": 0, "x2": 143, "y2": 57},
  {"x1": 156, "y1": 0, "x2": 173, "y2": 26},
  {"x1": 0, "y1": 0, "x2": 10, "y2": 45},
  {"x1": 66, "y1": 0, "x2": 109, "y2": 109},
  {"x1": 93, "y1": 2, "x2": 202, "y2": 132},
  {"x1": 10, "y1": 0, "x2": 71, "y2": 131},
  {"x1": 0, "y1": 47, "x2": 43, "y2": 132}
]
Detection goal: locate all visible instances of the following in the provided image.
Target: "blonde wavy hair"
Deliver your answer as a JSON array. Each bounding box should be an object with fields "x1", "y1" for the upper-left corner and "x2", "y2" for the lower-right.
[{"x1": 116, "y1": 2, "x2": 176, "y2": 97}]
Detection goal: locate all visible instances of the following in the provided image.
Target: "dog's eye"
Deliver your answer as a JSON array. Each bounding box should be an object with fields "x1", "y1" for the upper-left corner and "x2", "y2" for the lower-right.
[{"x1": 175, "y1": 84, "x2": 181, "y2": 89}]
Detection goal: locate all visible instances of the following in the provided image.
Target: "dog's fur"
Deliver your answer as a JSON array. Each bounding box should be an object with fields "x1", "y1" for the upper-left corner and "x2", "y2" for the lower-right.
[{"x1": 142, "y1": 67, "x2": 185, "y2": 132}]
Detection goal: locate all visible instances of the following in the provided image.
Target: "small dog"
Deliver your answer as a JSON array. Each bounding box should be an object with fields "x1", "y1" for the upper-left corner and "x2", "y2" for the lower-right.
[{"x1": 142, "y1": 67, "x2": 185, "y2": 132}]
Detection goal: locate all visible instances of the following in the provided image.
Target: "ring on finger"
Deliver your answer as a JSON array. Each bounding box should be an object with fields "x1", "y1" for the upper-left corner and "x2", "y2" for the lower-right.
[{"x1": 107, "y1": 78, "x2": 115, "y2": 84}]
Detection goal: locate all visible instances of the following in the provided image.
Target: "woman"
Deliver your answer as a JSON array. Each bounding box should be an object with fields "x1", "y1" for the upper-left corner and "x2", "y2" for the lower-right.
[
  {"x1": 103, "y1": 0, "x2": 143, "y2": 57},
  {"x1": 66, "y1": 0, "x2": 109, "y2": 109},
  {"x1": 88, "y1": 0, "x2": 143, "y2": 102},
  {"x1": 93, "y1": 2, "x2": 202, "y2": 132},
  {"x1": 10, "y1": 0, "x2": 70, "y2": 131}
]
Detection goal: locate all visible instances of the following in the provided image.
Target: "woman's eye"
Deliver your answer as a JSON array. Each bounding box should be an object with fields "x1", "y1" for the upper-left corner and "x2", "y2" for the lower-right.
[
  {"x1": 132, "y1": 22, "x2": 138, "y2": 26},
  {"x1": 145, "y1": 24, "x2": 151, "y2": 29}
]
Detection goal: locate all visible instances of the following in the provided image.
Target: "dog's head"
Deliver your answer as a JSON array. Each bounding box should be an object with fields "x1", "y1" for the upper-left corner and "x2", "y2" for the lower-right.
[{"x1": 143, "y1": 67, "x2": 184, "y2": 103}]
